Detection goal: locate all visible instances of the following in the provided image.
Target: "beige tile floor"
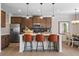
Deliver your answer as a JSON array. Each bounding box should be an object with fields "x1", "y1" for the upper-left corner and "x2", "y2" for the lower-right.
[{"x1": 0, "y1": 43, "x2": 79, "y2": 56}]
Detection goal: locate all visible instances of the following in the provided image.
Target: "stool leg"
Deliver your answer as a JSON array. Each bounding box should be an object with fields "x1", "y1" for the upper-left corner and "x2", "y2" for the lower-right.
[
  {"x1": 54, "y1": 42, "x2": 56, "y2": 51},
  {"x1": 54, "y1": 43, "x2": 56, "y2": 51},
  {"x1": 50, "y1": 42, "x2": 52, "y2": 51},
  {"x1": 48, "y1": 41, "x2": 49, "y2": 51},
  {"x1": 42, "y1": 42, "x2": 44, "y2": 51},
  {"x1": 54, "y1": 42, "x2": 57, "y2": 51},
  {"x1": 48, "y1": 41, "x2": 51, "y2": 51},
  {"x1": 55, "y1": 42, "x2": 58, "y2": 51},
  {"x1": 30, "y1": 42, "x2": 32, "y2": 51},
  {"x1": 24, "y1": 42, "x2": 26, "y2": 51},
  {"x1": 24, "y1": 42, "x2": 27, "y2": 51},
  {"x1": 36, "y1": 42, "x2": 38, "y2": 51}
]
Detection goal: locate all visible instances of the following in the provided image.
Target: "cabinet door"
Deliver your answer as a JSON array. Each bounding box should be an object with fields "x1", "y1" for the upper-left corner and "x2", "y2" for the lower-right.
[
  {"x1": 40, "y1": 18, "x2": 46, "y2": 27},
  {"x1": 11, "y1": 17, "x2": 21, "y2": 24},
  {"x1": 43, "y1": 17, "x2": 51, "y2": 28},
  {"x1": 1, "y1": 35, "x2": 10, "y2": 49},
  {"x1": 5, "y1": 35, "x2": 10, "y2": 47},
  {"x1": 1, "y1": 10, "x2": 6, "y2": 27},
  {"x1": 32, "y1": 16, "x2": 41, "y2": 23},
  {"x1": 22, "y1": 18, "x2": 32, "y2": 29},
  {"x1": 1, "y1": 36, "x2": 6, "y2": 49}
]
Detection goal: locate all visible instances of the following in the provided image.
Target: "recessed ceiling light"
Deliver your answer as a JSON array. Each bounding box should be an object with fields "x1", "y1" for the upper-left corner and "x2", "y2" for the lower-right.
[{"x1": 18, "y1": 9, "x2": 22, "y2": 12}]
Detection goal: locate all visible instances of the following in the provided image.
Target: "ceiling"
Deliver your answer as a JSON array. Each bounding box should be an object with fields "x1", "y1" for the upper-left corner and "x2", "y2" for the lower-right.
[{"x1": 1, "y1": 3, "x2": 79, "y2": 16}]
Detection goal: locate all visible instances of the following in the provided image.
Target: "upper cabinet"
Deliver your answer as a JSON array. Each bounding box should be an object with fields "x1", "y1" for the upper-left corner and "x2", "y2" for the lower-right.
[
  {"x1": 1, "y1": 10, "x2": 6, "y2": 27},
  {"x1": 43, "y1": 17, "x2": 52, "y2": 28},
  {"x1": 32, "y1": 16, "x2": 41, "y2": 23},
  {"x1": 22, "y1": 17, "x2": 32, "y2": 29},
  {"x1": 11, "y1": 17, "x2": 22, "y2": 24},
  {"x1": 32, "y1": 16, "x2": 52, "y2": 28},
  {"x1": 11, "y1": 16, "x2": 52, "y2": 29}
]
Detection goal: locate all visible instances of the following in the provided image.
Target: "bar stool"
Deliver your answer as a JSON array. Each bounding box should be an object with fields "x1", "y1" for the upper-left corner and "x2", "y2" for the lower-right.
[
  {"x1": 23, "y1": 34, "x2": 32, "y2": 51},
  {"x1": 48, "y1": 34, "x2": 58, "y2": 51},
  {"x1": 36, "y1": 34, "x2": 45, "y2": 51}
]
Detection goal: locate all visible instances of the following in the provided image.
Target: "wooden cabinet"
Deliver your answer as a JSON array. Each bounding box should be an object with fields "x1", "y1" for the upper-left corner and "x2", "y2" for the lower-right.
[
  {"x1": 32, "y1": 16, "x2": 41, "y2": 23},
  {"x1": 1, "y1": 36, "x2": 5, "y2": 49},
  {"x1": 22, "y1": 18, "x2": 32, "y2": 29},
  {"x1": 1, "y1": 35, "x2": 10, "y2": 49},
  {"x1": 43, "y1": 17, "x2": 52, "y2": 28},
  {"x1": 40, "y1": 18, "x2": 46, "y2": 27},
  {"x1": 11, "y1": 16, "x2": 51, "y2": 33},
  {"x1": 1, "y1": 10, "x2": 6, "y2": 27},
  {"x1": 32, "y1": 16, "x2": 52, "y2": 28},
  {"x1": 20, "y1": 17, "x2": 32, "y2": 33},
  {"x1": 11, "y1": 17, "x2": 22, "y2": 24}
]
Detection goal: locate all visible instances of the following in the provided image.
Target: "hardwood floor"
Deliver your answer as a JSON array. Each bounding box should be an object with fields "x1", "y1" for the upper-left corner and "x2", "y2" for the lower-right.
[{"x1": 0, "y1": 43, "x2": 79, "y2": 56}]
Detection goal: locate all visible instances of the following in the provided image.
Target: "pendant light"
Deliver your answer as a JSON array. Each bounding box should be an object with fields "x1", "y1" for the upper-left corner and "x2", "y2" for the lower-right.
[
  {"x1": 40, "y1": 3, "x2": 43, "y2": 19},
  {"x1": 72, "y1": 8, "x2": 79, "y2": 24},
  {"x1": 52, "y1": 3, "x2": 55, "y2": 18},
  {"x1": 26, "y1": 3, "x2": 29, "y2": 19}
]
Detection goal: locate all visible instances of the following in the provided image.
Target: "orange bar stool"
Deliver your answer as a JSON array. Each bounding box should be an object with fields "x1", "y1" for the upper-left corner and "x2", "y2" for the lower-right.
[
  {"x1": 36, "y1": 34, "x2": 45, "y2": 51},
  {"x1": 23, "y1": 34, "x2": 32, "y2": 51},
  {"x1": 48, "y1": 34, "x2": 58, "y2": 51}
]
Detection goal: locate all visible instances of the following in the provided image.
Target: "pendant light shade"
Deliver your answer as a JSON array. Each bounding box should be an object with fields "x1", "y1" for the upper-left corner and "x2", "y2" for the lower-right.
[{"x1": 72, "y1": 8, "x2": 79, "y2": 24}]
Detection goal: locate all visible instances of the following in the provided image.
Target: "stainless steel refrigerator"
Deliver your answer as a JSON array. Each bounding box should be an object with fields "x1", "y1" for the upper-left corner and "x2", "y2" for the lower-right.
[{"x1": 10, "y1": 24, "x2": 20, "y2": 43}]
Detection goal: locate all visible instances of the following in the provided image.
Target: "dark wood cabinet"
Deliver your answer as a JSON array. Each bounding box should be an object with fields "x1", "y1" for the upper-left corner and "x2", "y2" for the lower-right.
[
  {"x1": 1, "y1": 35, "x2": 10, "y2": 49},
  {"x1": 32, "y1": 16, "x2": 41, "y2": 23},
  {"x1": 11, "y1": 16, "x2": 51, "y2": 29},
  {"x1": 32, "y1": 16, "x2": 51, "y2": 28},
  {"x1": 43, "y1": 17, "x2": 52, "y2": 28},
  {"x1": 22, "y1": 18, "x2": 32, "y2": 29},
  {"x1": 11, "y1": 16, "x2": 52, "y2": 33},
  {"x1": 11, "y1": 17, "x2": 22, "y2": 24},
  {"x1": 1, "y1": 10, "x2": 6, "y2": 27},
  {"x1": 1, "y1": 36, "x2": 5, "y2": 49}
]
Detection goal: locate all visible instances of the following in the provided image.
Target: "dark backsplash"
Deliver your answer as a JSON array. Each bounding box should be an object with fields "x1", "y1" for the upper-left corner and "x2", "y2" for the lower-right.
[{"x1": 32, "y1": 25, "x2": 50, "y2": 33}]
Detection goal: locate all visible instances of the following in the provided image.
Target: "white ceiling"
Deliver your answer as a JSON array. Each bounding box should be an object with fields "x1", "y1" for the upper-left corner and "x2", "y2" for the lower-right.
[{"x1": 1, "y1": 3, "x2": 79, "y2": 16}]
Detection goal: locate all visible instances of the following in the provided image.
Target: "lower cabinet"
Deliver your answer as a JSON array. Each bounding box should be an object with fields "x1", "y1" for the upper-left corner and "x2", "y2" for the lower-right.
[{"x1": 1, "y1": 35, "x2": 10, "y2": 49}]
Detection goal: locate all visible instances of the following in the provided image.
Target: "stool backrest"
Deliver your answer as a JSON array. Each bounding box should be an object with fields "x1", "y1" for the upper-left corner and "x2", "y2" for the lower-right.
[
  {"x1": 36, "y1": 34, "x2": 45, "y2": 42},
  {"x1": 23, "y1": 34, "x2": 32, "y2": 42},
  {"x1": 48, "y1": 34, "x2": 58, "y2": 42}
]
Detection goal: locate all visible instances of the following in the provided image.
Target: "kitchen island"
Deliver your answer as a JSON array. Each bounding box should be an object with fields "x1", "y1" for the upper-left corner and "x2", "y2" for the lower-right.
[{"x1": 19, "y1": 33, "x2": 62, "y2": 52}]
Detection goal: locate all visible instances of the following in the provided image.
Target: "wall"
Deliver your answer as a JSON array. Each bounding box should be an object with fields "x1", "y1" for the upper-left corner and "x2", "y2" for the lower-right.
[
  {"x1": 51, "y1": 18, "x2": 58, "y2": 34},
  {"x1": 51, "y1": 13, "x2": 73, "y2": 41},
  {"x1": 1, "y1": 9, "x2": 11, "y2": 35},
  {"x1": 51, "y1": 13, "x2": 72, "y2": 33}
]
